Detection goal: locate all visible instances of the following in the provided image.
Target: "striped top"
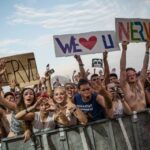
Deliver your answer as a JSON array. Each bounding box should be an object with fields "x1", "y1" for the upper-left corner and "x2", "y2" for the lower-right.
[{"x1": 10, "y1": 111, "x2": 24, "y2": 135}]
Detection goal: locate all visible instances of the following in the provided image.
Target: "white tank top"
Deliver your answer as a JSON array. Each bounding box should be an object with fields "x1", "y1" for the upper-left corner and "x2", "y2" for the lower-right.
[{"x1": 32, "y1": 111, "x2": 56, "y2": 133}]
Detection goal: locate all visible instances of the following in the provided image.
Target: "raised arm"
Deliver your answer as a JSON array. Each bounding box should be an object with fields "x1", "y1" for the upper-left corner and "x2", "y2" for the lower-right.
[
  {"x1": 15, "y1": 98, "x2": 41, "y2": 120},
  {"x1": 103, "y1": 51, "x2": 110, "y2": 85},
  {"x1": 74, "y1": 55, "x2": 87, "y2": 79},
  {"x1": 45, "y1": 70, "x2": 53, "y2": 97},
  {"x1": 120, "y1": 42, "x2": 128, "y2": 86},
  {"x1": 139, "y1": 42, "x2": 150, "y2": 84}
]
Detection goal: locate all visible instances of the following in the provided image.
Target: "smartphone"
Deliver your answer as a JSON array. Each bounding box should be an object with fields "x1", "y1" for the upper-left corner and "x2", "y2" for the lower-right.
[
  {"x1": 46, "y1": 64, "x2": 55, "y2": 74},
  {"x1": 50, "y1": 69, "x2": 55, "y2": 74},
  {"x1": 46, "y1": 64, "x2": 50, "y2": 71}
]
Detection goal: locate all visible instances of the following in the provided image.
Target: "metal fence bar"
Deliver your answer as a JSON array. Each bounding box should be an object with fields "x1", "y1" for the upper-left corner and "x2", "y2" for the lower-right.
[
  {"x1": 108, "y1": 121, "x2": 117, "y2": 150},
  {"x1": 79, "y1": 127, "x2": 90, "y2": 150},
  {"x1": 118, "y1": 118, "x2": 133, "y2": 150},
  {"x1": 42, "y1": 134, "x2": 51, "y2": 150}
]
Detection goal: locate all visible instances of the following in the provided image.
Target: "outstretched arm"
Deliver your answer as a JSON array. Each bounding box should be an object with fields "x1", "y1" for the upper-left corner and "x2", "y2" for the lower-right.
[
  {"x1": 139, "y1": 42, "x2": 150, "y2": 84},
  {"x1": 15, "y1": 98, "x2": 41, "y2": 120},
  {"x1": 74, "y1": 55, "x2": 87, "y2": 79},
  {"x1": 103, "y1": 51, "x2": 110, "y2": 85},
  {"x1": 45, "y1": 70, "x2": 53, "y2": 97},
  {"x1": 120, "y1": 42, "x2": 128, "y2": 86}
]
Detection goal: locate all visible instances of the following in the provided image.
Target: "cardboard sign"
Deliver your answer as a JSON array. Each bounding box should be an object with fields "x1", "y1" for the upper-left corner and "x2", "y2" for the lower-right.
[
  {"x1": 53, "y1": 31, "x2": 120, "y2": 57},
  {"x1": 92, "y1": 59, "x2": 103, "y2": 68},
  {"x1": 116, "y1": 18, "x2": 150, "y2": 42},
  {"x1": 0, "y1": 53, "x2": 39, "y2": 86}
]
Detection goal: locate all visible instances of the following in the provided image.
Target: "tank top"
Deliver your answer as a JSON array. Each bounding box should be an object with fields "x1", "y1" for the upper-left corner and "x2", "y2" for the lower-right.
[
  {"x1": 74, "y1": 93, "x2": 105, "y2": 121},
  {"x1": 32, "y1": 112, "x2": 56, "y2": 133},
  {"x1": 10, "y1": 111, "x2": 24, "y2": 135}
]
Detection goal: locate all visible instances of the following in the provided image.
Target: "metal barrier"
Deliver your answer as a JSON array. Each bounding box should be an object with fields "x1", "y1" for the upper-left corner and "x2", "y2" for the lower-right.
[{"x1": 1, "y1": 110, "x2": 150, "y2": 150}]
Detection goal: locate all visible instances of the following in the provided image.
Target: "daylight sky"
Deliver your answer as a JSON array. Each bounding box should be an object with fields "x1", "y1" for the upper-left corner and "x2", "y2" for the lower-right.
[{"x1": 0, "y1": 0, "x2": 150, "y2": 80}]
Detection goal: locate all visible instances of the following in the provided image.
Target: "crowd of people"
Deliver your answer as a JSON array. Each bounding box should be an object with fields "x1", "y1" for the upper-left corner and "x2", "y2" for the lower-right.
[{"x1": 0, "y1": 42, "x2": 149, "y2": 143}]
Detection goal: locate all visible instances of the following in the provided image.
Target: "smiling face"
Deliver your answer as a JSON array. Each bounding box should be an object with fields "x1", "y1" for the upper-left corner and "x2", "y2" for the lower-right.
[
  {"x1": 54, "y1": 87, "x2": 66, "y2": 104},
  {"x1": 23, "y1": 89, "x2": 35, "y2": 107}
]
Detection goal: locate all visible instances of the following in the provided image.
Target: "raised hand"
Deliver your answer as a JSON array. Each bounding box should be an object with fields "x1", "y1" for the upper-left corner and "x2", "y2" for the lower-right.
[
  {"x1": 9, "y1": 79, "x2": 16, "y2": 89},
  {"x1": 46, "y1": 98, "x2": 57, "y2": 111},
  {"x1": 33, "y1": 97, "x2": 43, "y2": 108},
  {"x1": 85, "y1": 69, "x2": 90, "y2": 78},
  {"x1": 54, "y1": 111, "x2": 69, "y2": 126},
  {"x1": 74, "y1": 55, "x2": 81, "y2": 62},
  {"x1": 91, "y1": 78, "x2": 103, "y2": 91},
  {"x1": 122, "y1": 41, "x2": 129, "y2": 51},
  {"x1": 103, "y1": 51, "x2": 108, "y2": 60}
]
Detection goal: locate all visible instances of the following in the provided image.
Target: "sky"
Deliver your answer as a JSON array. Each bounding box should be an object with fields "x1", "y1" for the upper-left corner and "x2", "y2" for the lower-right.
[{"x1": 0, "y1": 0, "x2": 150, "y2": 81}]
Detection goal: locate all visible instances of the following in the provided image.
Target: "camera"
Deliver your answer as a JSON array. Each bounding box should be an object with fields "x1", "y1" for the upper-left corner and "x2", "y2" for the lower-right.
[
  {"x1": 111, "y1": 86, "x2": 124, "y2": 99},
  {"x1": 46, "y1": 64, "x2": 55, "y2": 74},
  {"x1": 111, "y1": 87, "x2": 118, "y2": 92}
]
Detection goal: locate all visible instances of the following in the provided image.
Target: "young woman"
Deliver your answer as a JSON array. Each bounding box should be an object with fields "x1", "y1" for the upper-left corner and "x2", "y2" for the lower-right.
[
  {"x1": 0, "y1": 87, "x2": 36, "y2": 142},
  {"x1": 53, "y1": 86, "x2": 88, "y2": 126},
  {"x1": 15, "y1": 96, "x2": 69, "y2": 133},
  {"x1": 0, "y1": 107, "x2": 10, "y2": 142}
]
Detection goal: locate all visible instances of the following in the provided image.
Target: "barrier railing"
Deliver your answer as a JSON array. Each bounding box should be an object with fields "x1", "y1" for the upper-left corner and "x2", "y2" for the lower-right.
[{"x1": 1, "y1": 109, "x2": 150, "y2": 150}]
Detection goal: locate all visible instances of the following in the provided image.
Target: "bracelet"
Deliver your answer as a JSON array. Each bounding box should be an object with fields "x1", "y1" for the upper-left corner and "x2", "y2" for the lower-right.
[{"x1": 146, "y1": 51, "x2": 150, "y2": 55}]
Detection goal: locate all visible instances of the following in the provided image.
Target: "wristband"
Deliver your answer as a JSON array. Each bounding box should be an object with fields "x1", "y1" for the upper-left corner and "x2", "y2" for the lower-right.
[{"x1": 146, "y1": 51, "x2": 150, "y2": 55}]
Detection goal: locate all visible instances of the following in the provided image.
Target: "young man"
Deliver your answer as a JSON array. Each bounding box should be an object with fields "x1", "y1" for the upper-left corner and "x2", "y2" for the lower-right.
[
  {"x1": 74, "y1": 79, "x2": 113, "y2": 121},
  {"x1": 120, "y1": 42, "x2": 150, "y2": 111}
]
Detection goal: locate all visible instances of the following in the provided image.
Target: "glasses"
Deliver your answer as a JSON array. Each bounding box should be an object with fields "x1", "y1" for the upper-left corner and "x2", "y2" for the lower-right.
[{"x1": 80, "y1": 88, "x2": 90, "y2": 92}]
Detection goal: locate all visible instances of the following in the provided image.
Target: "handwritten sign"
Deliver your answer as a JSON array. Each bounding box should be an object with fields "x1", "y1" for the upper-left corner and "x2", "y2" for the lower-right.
[
  {"x1": 53, "y1": 31, "x2": 120, "y2": 57},
  {"x1": 92, "y1": 59, "x2": 103, "y2": 68},
  {"x1": 116, "y1": 18, "x2": 150, "y2": 42},
  {"x1": 0, "y1": 53, "x2": 39, "y2": 86}
]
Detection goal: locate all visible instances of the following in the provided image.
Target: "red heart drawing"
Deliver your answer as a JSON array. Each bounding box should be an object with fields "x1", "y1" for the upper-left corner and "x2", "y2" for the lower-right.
[{"x1": 79, "y1": 36, "x2": 97, "y2": 50}]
